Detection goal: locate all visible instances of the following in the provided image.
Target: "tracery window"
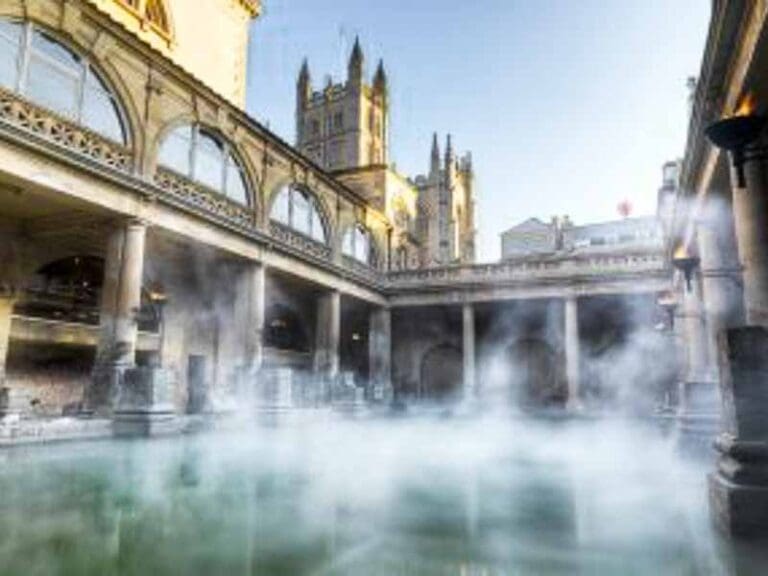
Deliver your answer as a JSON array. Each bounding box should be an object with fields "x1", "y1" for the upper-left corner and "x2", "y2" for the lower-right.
[
  {"x1": 0, "y1": 20, "x2": 126, "y2": 143},
  {"x1": 342, "y1": 224, "x2": 374, "y2": 265},
  {"x1": 158, "y1": 124, "x2": 250, "y2": 205},
  {"x1": 270, "y1": 185, "x2": 327, "y2": 244},
  {"x1": 116, "y1": 0, "x2": 171, "y2": 37}
]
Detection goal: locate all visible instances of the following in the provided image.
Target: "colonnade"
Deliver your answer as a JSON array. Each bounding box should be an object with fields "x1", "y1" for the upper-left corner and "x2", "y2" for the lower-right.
[{"x1": 77, "y1": 221, "x2": 393, "y2": 415}]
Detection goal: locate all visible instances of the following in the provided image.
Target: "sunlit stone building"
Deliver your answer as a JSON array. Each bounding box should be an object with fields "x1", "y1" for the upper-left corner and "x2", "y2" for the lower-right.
[{"x1": 0, "y1": 0, "x2": 671, "y2": 436}]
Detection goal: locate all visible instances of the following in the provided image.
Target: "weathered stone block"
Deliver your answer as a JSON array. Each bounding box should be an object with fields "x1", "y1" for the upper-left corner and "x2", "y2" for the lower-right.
[
  {"x1": 113, "y1": 367, "x2": 177, "y2": 437},
  {"x1": 718, "y1": 327, "x2": 768, "y2": 440},
  {"x1": 711, "y1": 326, "x2": 768, "y2": 538}
]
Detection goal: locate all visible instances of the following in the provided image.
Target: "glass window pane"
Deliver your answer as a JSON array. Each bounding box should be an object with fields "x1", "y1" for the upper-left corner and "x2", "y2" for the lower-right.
[
  {"x1": 82, "y1": 74, "x2": 124, "y2": 143},
  {"x1": 292, "y1": 191, "x2": 310, "y2": 236},
  {"x1": 26, "y1": 54, "x2": 80, "y2": 119},
  {"x1": 31, "y1": 30, "x2": 80, "y2": 68},
  {"x1": 225, "y1": 161, "x2": 248, "y2": 205},
  {"x1": 342, "y1": 230, "x2": 354, "y2": 256},
  {"x1": 0, "y1": 22, "x2": 21, "y2": 90},
  {"x1": 193, "y1": 132, "x2": 225, "y2": 191},
  {"x1": 355, "y1": 228, "x2": 369, "y2": 263},
  {"x1": 271, "y1": 188, "x2": 290, "y2": 224},
  {"x1": 158, "y1": 126, "x2": 193, "y2": 175},
  {"x1": 310, "y1": 207, "x2": 325, "y2": 243}
]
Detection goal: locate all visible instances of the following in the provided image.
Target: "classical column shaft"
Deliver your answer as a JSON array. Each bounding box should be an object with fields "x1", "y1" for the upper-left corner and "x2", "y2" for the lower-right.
[
  {"x1": 733, "y1": 158, "x2": 768, "y2": 325},
  {"x1": 97, "y1": 220, "x2": 146, "y2": 368},
  {"x1": 238, "y1": 263, "x2": 266, "y2": 370},
  {"x1": 315, "y1": 290, "x2": 340, "y2": 379},
  {"x1": 0, "y1": 297, "x2": 13, "y2": 384},
  {"x1": 698, "y1": 206, "x2": 745, "y2": 376},
  {"x1": 462, "y1": 303, "x2": 476, "y2": 397},
  {"x1": 369, "y1": 307, "x2": 392, "y2": 400},
  {"x1": 682, "y1": 278, "x2": 711, "y2": 383},
  {"x1": 565, "y1": 296, "x2": 581, "y2": 409}
]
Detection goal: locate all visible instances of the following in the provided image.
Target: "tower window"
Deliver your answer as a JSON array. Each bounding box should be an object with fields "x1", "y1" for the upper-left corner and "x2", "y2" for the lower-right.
[
  {"x1": 115, "y1": 0, "x2": 172, "y2": 38},
  {"x1": 333, "y1": 112, "x2": 344, "y2": 131}
]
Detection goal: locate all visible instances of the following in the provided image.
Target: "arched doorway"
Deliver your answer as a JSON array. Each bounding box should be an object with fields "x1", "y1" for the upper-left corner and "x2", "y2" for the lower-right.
[
  {"x1": 420, "y1": 344, "x2": 462, "y2": 401},
  {"x1": 508, "y1": 339, "x2": 562, "y2": 407},
  {"x1": 264, "y1": 304, "x2": 311, "y2": 352}
]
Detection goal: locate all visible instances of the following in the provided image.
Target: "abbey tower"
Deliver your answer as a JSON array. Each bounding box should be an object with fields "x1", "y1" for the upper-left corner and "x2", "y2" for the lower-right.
[{"x1": 296, "y1": 40, "x2": 476, "y2": 268}]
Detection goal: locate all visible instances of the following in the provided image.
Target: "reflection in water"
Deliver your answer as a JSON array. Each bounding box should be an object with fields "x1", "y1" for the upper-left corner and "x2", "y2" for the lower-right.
[{"x1": 0, "y1": 414, "x2": 766, "y2": 575}]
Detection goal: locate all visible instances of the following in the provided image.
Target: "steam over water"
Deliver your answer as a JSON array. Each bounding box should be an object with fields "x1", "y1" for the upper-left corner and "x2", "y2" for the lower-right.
[{"x1": 0, "y1": 413, "x2": 766, "y2": 575}]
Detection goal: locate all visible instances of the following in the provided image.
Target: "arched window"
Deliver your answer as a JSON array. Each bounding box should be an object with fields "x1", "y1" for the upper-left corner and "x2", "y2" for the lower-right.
[
  {"x1": 158, "y1": 125, "x2": 249, "y2": 205},
  {"x1": 0, "y1": 20, "x2": 127, "y2": 143},
  {"x1": 270, "y1": 185, "x2": 327, "y2": 244},
  {"x1": 117, "y1": 0, "x2": 171, "y2": 37},
  {"x1": 343, "y1": 224, "x2": 374, "y2": 265}
]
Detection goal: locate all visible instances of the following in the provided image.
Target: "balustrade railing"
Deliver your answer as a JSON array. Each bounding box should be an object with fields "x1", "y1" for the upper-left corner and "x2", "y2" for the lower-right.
[{"x1": 0, "y1": 87, "x2": 132, "y2": 172}]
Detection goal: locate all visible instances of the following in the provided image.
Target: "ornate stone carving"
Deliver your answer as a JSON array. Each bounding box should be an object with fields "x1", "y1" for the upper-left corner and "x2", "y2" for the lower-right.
[
  {"x1": 269, "y1": 221, "x2": 332, "y2": 261},
  {"x1": 343, "y1": 255, "x2": 383, "y2": 282},
  {"x1": 0, "y1": 87, "x2": 132, "y2": 172},
  {"x1": 154, "y1": 167, "x2": 254, "y2": 229}
]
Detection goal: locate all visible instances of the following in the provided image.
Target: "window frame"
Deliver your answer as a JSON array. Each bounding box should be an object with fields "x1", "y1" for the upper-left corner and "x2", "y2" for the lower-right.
[
  {"x1": 158, "y1": 124, "x2": 251, "y2": 206},
  {"x1": 270, "y1": 185, "x2": 328, "y2": 245},
  {"x1": 343, "y1": 223, "x2": 375, "y2": 266},
  {"x1": 0, "y1": 20, "x2": 128, "y2": 145}
]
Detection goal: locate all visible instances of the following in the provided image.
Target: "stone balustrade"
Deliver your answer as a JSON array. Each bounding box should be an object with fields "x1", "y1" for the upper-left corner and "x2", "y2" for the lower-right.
[
  {"x1": 387, "y1": 251, "x2": 667, "y2": 288},
  {"x1": 0, "y1": 86, "x2": 132, "y2": 172}
]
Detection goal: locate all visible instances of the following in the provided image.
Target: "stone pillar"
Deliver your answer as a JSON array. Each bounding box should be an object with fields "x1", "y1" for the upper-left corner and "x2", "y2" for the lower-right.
[
  {"x1": 709, "y1": 327, "x2": 768, "y2": 537},
  {"x1": 732, "y1": 157, "x2": 768, "y2": 325},
  {"x1": 88, "y1": 220, "x2": 146, "y2": 413},
  {"x1": 698, "y1": 205, "x2": 745, "y2": 378},
  {"x1": 678, "y1": 276, "x2": 717, "y2": 422},
  {"x1": 564, "y1": 296, "x2": 581, "y2": 410},
  {"x1": 234, "y1": 262, "x2": 266, "y2": 406},
  {"x1": 369, "y1": 307, "x2": 392, "y2": 402},
  {"x1": 315, "y1": 289, "x2": 341, "y2": 383},
  {"x1": 0, "y1": 296, "x2": 13, "y2": 415},
  {"x1": 462, "y1": 303, "x2": 476, "y2": 399},
  {"x1": 239, "y1": 263, "x2": 266, "y2": 371}
]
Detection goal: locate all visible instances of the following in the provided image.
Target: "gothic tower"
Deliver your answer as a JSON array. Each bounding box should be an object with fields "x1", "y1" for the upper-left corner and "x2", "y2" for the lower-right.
[{"x1": 296, "y1": 38, "x2": 389, "y2": 172}]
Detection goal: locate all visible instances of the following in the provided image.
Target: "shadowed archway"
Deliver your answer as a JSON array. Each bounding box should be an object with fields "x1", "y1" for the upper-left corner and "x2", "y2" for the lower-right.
[
  {"x1": 508, "y1": 338, "x2": 562, "y2": 407},
  {"x1": 420, "y1": 344, "x2": 462, "y2": 401}
]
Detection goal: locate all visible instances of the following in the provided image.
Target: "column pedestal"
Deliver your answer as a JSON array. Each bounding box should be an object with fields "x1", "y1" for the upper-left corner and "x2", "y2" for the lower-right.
[
  {"x1": 113, "y1": 367, "x2": 178, "y2": 437},
  {"x1": 709, "y1": 326, "x2": 768, "y2": 537}
]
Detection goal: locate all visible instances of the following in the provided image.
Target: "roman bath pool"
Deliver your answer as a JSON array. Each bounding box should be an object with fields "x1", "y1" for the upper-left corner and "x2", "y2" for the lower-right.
[{"x1": 0, "y1": 413, "x2": 766, "y2": 575}]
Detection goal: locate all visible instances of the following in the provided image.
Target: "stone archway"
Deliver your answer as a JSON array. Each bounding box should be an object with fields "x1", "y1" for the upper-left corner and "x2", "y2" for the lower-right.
[
  {"x1": 507, "y1": 338, "x2": 562, "y2": 407},
  {"x1": 420, "y1": 344, "x2": 462, "y2": 401}
]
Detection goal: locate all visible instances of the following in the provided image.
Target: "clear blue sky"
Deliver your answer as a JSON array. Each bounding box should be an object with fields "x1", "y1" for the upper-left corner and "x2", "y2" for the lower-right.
[{"x1": 245, "y1": 1, "x2": 710, "y2": 262}]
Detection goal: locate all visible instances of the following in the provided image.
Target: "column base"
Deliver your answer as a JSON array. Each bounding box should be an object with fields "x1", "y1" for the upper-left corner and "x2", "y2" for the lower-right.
[
  {"x1": 0, "y1": 386, "x2": 33, "y2": 419},
  {"x1": 112, "y1": 367, "x2": 176, "y2": 437},
  {"x1": 710, "y1": 470, "x2": 768, "y2": 538},
  {"x1": 676, "y1": 380, "x2": 720, "y2": 437}
]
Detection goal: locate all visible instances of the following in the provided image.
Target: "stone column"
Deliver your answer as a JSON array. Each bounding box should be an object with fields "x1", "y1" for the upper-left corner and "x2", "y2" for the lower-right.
[
  {"x1": 233, "y1": 262, "x2": 266, "y2": 406},
  {"x1": 698, "y1": 202, "x2": 745, "y2": 378},
  {"x1": 88, "y1": 220, "x2": 146, "y2": 412},
  {"x1": 0, "y1": 296, "x2": 13, "y2": 415},
  {"x1": 709, "y1": 327, "x2": 768, "y2": 537},
  {"x1": 315, "y1": 289, "x2": 341, "y2": 382},
  {"x1": 369, "y1": 307, "x2": 392, "y2": 402},
  {"x1": 240, "y1": 263, "x2": 266, "y2": 371},
  {"x1": 462, "y1": 303, "x2": 476, "y2": 399},
  {"x1": 732, "y1": 157, "x2": 768, "y2": 325},
  {"x1": 564, "y1": 296, "x2": 581, "y2": 410}
]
